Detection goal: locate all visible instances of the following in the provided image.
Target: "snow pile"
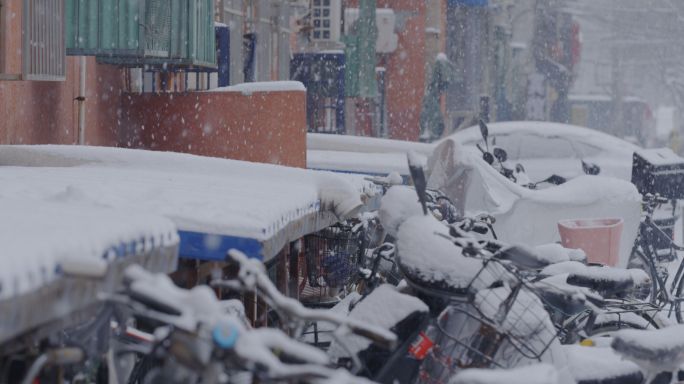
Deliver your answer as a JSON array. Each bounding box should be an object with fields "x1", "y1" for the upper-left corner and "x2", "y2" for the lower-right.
[
  {"x1": 449, "y1": 363, "x2": 558, "y2": 384},
  {"x1": 540, "y1": 261, "x2": 588, "y2": 277},
  {"x1": 0, "y1": 199, "x2": 178, "y2": 300},
  {"x1": 534, "y1": 243, "x2": 586, "y2": 264},
  {"x1": 396, "y1": 215, "x2": 502, "y2": 290},
  {"x1": 564, "y1": 345, "x2": 642, "y2": 382},
  {"x1": 0, "y1": 145, "x2": 376, "y2": 251},
  {"x1": 328, "y1": 284, "x2": 427, "y2": 357},
  {"x1": 612, "y1": 324, "x2": 684, "y2": 373},
  {"x1": 473, "y1": 285, "x2": 556, "y2": 342},
  {"x1": 426, "y1": 139, "x2": 641, "y2": 267},
  {"x1": 378, "y1": 186, "x2": 423, "y2": 238}
]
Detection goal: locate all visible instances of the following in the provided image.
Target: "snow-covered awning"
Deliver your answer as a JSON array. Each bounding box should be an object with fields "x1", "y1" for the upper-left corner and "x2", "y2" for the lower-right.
[
  {"x1": 0, "y1": 198, "x2": 179, "y2": 344},
  {"x1": 306, "y1": 133, "x2": 433, "y2": 180},
  {"x1": 0, "y1": 145, "x2": 380, "y2": 262}
]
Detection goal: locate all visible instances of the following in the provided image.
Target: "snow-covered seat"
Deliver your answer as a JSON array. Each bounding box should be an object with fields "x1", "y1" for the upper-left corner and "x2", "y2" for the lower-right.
[
  {"x1": 539, "y1": 261, "x2": 650, "y2": 299},
  {"x1": 395, "y1": 215, "x2": 508, "y2": 296},
  {"x1": 427, "y1": 139, "x2": 641, "y2": 268},
  {"x1": 566, "y1": 266, "x2": 648, "y2": 298},
  {"x1": 611, "y1": 325, "x2": 684, "y2": 376}
]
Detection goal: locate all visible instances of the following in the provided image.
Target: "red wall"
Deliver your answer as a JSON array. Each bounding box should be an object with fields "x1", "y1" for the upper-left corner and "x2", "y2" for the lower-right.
[
  {"x1": 121, "y1": 90, "x2": 307, "y2": 168},
  {"x1": 379, "y1": 0, "x2": 426, "y2": 141},
  {"x1": 346, "y1": 0, "x2": 427, "y2": 141}
]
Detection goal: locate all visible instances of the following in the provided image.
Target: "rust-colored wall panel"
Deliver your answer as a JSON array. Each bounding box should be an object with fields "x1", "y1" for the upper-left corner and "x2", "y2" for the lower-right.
[{"x1": 121, "y1": 90, "x2": 307, "y2": 168}]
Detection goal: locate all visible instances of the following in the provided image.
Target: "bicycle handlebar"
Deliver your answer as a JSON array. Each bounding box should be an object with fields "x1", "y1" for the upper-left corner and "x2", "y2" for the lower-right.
[{"x1": 213, "y1": 250, "x2": 398, "y2": 350}]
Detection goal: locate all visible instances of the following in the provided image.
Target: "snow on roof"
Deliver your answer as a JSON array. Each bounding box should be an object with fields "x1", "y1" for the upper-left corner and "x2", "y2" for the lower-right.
[
  {"x1": 0, "y1": 198, "x2": 178, "y2": 300},
  {"x1": 635, "y1": 147, "x2": 684, "y2": 166},
  {"x1": 207, "y1": 81, "x2": 306, "y2": 95},
  {"x1": 0, "y1": 145, "x2": 378, "y2": 261},
  {"x1": 445, "y1": 121, "x2": 640, "y2": 154},
  {"x1": 307, "y1": 149, "x2": 416, "y2": 177},
  {"x1": 307, "y1": 133, "x2": 434, "y2": 155}
]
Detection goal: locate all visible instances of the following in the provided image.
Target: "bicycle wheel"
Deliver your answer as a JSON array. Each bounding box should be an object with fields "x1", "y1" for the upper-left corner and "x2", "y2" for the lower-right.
[{"x1": 627, "y1": 247, "x2": 659, "y2": 304}]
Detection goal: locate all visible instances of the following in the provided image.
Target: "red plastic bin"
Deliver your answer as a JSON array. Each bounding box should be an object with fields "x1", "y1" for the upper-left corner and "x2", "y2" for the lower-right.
[{"x1": 557, "y1": 218, "x2": 624, "y2": 267}]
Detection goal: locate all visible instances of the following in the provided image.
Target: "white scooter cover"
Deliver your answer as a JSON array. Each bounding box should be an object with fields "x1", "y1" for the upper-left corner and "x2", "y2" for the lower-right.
[{"x1": 426, "y1": 139, "x2": 641, "y2": 267}]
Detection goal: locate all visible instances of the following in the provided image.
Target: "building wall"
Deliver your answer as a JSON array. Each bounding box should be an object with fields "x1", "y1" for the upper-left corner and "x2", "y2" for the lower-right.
[
  {"x1": 378, "y1": 0, "x2": 426, "y2": 141},
  {"x1": 120, "y1": 89, "x2": 307, "y2": 167},
  {"x1": 1, "y1": 0, "x2": 306, "y2": 167}
]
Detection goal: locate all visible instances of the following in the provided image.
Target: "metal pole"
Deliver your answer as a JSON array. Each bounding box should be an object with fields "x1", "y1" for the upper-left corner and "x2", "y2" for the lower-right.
[{"x1": 77, "y1": 56, "x2": 87, "y2": 145}]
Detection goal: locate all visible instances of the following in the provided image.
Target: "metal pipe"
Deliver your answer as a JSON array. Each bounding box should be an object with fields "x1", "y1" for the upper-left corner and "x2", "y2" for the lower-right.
[{"x1": 77, "y1": 56, "x2": 86, "y2": 145}]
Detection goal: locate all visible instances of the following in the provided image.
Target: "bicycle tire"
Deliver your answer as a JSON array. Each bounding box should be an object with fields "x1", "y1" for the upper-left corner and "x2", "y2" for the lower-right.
[
  {"x1": 627, "y1": 247, "x2": 659, "y2": 304},
  {"x1": 673, "y1": 264, "x2": 684, "y2": 323}
]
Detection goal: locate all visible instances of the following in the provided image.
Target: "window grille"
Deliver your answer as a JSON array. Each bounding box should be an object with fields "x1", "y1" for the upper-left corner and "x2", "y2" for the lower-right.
[
  {"x1": 22, "y1": 0, "x2": 66, "y2": 81},
  {"x1": 310, "y1": 0, "x2": 340, "y2": 42}
]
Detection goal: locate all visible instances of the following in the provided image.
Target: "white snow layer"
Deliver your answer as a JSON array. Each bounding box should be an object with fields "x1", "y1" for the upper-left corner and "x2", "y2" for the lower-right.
[
  {"x1": 564, "y1": 345, "x2": 641, "y2": 381},
  {"x1": 612, "y1": 324, "x2": 684, "y2": 373},
  {"x1": 450, "y1": 363, "x2": 559, "y2": 384},
  {"x1": 0, "y1": 145, "x2": 378, "y2": 242},
  {"x1": 307, "y1": 132, "x2": 434, "y2": 155},
  {"x1": 378, "y1": 186, "x2": 424, "y2": 238},
  {"x1": 427, "y1": 139, "x2": 641, "y2": 267},
  {"x1": 396, "y1": 215, "x2": 500, "y2": 290},
  {"x1": 0, "y1": 199, "x2": 178, "y2": 300},
  {"x1": 328, "y1": 284, "x2": 427, "y2": 357},
  {"x1": 206, "y1": 80, "x2": 306, "y2": 94},
  {"x1": 307, "y1": 149, "x2": 414, "y2": 176}
]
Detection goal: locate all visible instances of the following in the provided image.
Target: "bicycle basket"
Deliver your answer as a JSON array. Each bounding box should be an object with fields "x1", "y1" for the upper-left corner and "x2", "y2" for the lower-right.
[
  {"x1": 299, "y1": 223, "x2": 362, "y2": 304},
  {"x1": 418, "y1": 262, "x2": 557, "y2": 383}
]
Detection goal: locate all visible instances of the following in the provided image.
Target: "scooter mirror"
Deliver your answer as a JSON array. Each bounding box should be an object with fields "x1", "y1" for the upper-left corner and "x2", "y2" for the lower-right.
[
  {"x1": 483, "y1": 152, "x2": 495, "y2": 165},
  {"x1": 493, "y1": 147, "x2": 508, "y2": 163},
  {"x1": 546, "y1": 174, "x2": 567, "y2": 185},
  {"x1": 582, "y1": 160, "x2": 601, "y2": 175}
]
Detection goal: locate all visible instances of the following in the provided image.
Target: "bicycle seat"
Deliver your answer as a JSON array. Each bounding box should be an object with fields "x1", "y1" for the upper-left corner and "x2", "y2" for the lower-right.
[
  {"x1": 566, "y1": 266, "x2": 647, "y2": 299},
  {"x1": 611, "y1": 325, "x2": 684, "y2": 374}
]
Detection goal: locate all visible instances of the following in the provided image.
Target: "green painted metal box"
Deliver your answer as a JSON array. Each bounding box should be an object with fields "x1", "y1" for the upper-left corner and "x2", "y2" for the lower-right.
[{"x1": 66, "y1": 0, "x2": 216, "y2": 68}]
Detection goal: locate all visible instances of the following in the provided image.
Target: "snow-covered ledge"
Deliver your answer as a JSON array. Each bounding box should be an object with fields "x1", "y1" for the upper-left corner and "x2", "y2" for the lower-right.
[{"x1": 207, "y1": 81, "x2": 306, "y2": 96}]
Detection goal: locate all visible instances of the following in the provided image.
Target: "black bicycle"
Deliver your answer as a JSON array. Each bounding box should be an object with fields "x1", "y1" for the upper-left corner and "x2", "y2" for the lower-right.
[{"x1": 626, "y1": 193, "x2": 684, "y2": 324}]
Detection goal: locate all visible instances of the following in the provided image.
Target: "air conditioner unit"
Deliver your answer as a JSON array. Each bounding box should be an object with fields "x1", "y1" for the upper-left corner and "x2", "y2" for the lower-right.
[{"x1": 344, "y1": 8, "x2": 398, "y2": 53}]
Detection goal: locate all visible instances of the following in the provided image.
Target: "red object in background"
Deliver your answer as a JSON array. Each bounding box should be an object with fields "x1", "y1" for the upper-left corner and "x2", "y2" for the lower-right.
[
  {"x1": 571, "y1": 22, "x2": 582, "y2": 69},
  {"x1": 408, "y1": 331, "x2": 435, "y2": 360}
]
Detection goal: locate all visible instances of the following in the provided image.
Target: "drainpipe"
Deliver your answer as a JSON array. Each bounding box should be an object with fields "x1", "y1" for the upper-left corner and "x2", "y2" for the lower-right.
[{"x1": 77, "y1": 56, "x2": 87, "y2": 145}]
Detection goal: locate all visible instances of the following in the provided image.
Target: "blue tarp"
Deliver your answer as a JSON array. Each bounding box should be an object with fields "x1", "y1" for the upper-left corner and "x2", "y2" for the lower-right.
[
  {"x1": 178, "y1": 231, "x2": 263, "y2": 261},
  {"x1": 448, "y1": 0, "x2": 488, "y2": 6}
]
